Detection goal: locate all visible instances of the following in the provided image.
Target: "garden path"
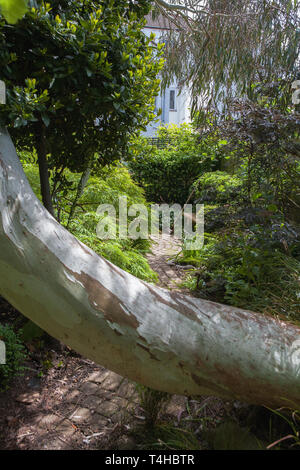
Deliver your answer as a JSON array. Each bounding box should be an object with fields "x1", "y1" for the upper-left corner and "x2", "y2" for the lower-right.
[{"x1": 0, "y1": 234, "x2": 210, "y2": 450}]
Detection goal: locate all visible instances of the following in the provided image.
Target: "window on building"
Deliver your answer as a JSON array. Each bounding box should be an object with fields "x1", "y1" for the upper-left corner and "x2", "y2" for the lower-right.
[{"x1": 169, "y1": 89, "x2": 176, "y2": 111}]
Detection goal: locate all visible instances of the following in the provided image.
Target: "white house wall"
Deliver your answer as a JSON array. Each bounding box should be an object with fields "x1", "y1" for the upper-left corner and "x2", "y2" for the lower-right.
[{"x1": 142, "y1": 25, "x2": 191, "y2": 137}]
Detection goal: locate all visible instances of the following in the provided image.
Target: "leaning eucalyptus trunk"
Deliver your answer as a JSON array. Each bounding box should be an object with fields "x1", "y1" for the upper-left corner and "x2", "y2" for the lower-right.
[{"x1": 0, "y1": 126, "x2": 300, "y2": 408}]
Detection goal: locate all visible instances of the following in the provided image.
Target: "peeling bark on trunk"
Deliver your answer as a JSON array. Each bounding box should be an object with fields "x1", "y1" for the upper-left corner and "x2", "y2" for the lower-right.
[{"x1": 0, "y1": 126, "x2": 300, "y2": 408}]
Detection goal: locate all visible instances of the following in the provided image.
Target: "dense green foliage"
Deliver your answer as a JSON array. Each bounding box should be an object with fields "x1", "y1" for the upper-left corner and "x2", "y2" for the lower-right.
[
  {"x1": 128, "y1": 102, "x2": 300, "y2": 323},
  {"x1": 0, "y1": 0, "x2": 161, "y2": 164},
  {"x1": 0, "y1": 323, "x2": 27, "y2": 391},
  {"x1": 22, "y1": 156, "x2": 158, "y2": 283},
  {"x1": 0, "y1": 1, "x2": 299, "y2": 450},
  {"x1": 0, "y1": 0, "x2": 163, "y2": 214},
  {"x1": 129, "y1": 124, "x2": 223, "y2": 205},
  {"x1": 192, "y1": 171, "x2": 242, "y2": 204},
  {"x1": 180, "y1": 225, "x2": 300, "y2": 320},
  {"x1": 174, "y1": 120, "x2": 300, "y2": 322}
]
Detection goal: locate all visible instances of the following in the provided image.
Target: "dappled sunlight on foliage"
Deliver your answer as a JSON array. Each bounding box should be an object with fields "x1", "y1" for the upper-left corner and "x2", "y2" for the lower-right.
[{"x1": 22, "y1": 159, "x2": 158, "y2": 283}]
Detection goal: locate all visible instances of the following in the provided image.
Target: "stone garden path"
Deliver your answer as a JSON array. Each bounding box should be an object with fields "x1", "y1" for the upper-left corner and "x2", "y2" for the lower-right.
[{"x1": 146, "y1": 233, "x2": 193, "y2": 292}]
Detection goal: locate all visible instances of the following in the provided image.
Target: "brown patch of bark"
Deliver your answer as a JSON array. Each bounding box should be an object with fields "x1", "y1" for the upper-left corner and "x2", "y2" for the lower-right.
[{"x1": 72, "y1": 271, "x2": 140, "y2": 330}]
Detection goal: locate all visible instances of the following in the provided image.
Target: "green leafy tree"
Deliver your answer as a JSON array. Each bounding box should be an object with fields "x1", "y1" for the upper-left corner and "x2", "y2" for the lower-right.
[{"x1": 0, "y1": 0, "x2": 163, "y2": 215}]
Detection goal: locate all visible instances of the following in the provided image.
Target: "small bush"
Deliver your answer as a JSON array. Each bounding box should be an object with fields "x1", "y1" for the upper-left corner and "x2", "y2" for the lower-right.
[
  {"x1": 192, "y1": 171, "x2": 242, "y2": 204},
  {"x1": 129, "y1": 125, "x2": 222, "y2": 205},
  {"x1": 0, "y1": 323, "x2": 27, "y2": 392},
  {"x1": 178, "y1": 226, "x2": 300, "y2": 322}
]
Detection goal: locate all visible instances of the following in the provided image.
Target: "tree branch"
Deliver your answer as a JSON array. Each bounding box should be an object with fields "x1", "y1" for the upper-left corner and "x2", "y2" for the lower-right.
[{"x1": 0, "y1": 126, "x2": 300, "y2": 408}]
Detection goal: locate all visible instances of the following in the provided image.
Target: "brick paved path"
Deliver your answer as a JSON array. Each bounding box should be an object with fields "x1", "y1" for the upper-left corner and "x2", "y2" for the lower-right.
[
  {"x1": 146, "y1": 234, "x2": 191, "y2": 291},
  {"x1": 0, "y1": 234, "x2": 190, "y2": 450}
]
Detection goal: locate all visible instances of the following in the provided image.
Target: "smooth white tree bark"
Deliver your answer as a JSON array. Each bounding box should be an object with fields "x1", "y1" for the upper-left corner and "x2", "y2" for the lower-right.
[{"x1": 0, "y1": 126, "x2": 300, "y2": 408}]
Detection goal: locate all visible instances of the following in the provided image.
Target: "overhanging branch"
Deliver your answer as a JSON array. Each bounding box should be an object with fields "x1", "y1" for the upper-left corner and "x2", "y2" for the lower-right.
[{"x1": 0, "y1": 126, "x2": 299, "y2": 408}]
